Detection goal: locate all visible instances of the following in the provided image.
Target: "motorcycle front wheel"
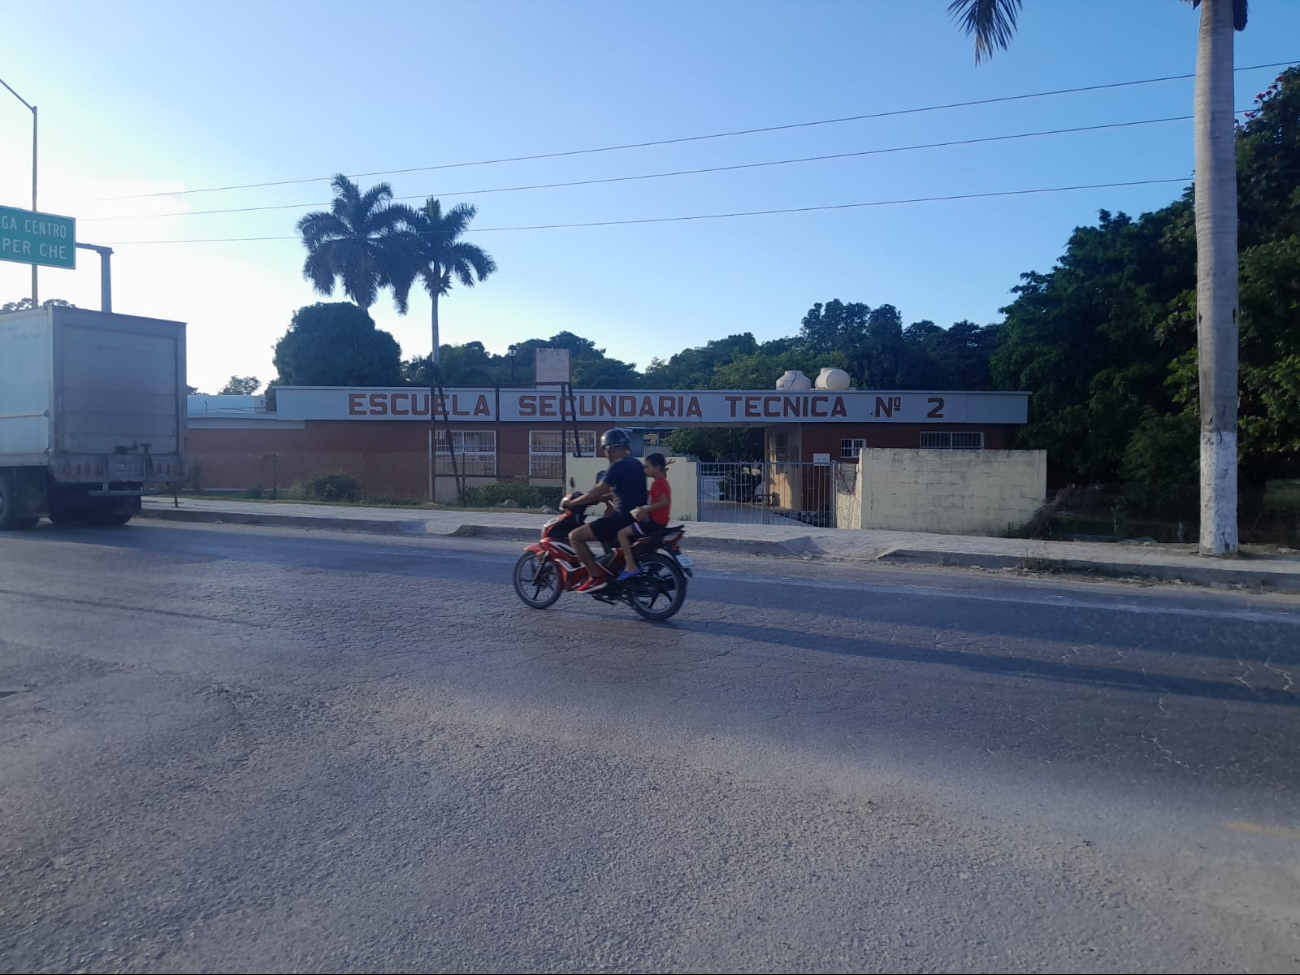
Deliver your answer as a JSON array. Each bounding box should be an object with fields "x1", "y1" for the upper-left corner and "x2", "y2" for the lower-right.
[
  {"x1": 627, "y1": 553, "x2": 687, "y2": 621},
  {"x1": 513, "y1": 552, "x2": 562, "y2": 608}
]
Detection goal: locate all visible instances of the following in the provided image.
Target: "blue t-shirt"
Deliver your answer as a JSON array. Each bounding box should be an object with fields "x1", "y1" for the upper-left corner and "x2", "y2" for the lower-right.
[{"x1": 601, "y1": 456, "x2": 648, "y2": 515}]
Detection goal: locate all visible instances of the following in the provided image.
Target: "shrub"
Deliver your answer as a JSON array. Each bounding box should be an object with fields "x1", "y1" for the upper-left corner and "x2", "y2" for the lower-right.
[
  {"x1": 461, "y1": 483, "x2": 563, "y2": 509},
  {"x1": 291, "y1": 470, "x2": 362, "y2": 503}
]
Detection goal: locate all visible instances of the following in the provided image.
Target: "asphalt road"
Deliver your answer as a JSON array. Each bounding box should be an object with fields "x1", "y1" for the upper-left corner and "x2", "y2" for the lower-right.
[{"x1": 1, "y1": 521, "x2": 1298, "y2": 974}]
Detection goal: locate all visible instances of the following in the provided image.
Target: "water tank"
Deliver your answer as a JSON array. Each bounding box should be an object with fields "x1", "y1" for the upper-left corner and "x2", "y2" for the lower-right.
[
  {"x1": 775, "y1": 369, "x2": 812, "y2": 391},
  {"x1": 815, "y1": 367, "x2": 851, "y2": 390}
]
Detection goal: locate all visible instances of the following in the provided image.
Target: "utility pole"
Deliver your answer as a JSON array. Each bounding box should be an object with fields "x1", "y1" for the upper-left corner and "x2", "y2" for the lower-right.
[{"x1": 0, "y1": 77, "x2": 38, "y2": 306}]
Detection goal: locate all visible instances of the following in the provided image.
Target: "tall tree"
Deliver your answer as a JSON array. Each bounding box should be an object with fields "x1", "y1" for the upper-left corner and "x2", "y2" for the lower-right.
[
  {"x1": 404, "y1": 341, "x2": 500, "y2": 387},
  {"x1": 273, "y1": 303, "x2": 403, "y2": 387},
  {"x1": 394, "y1": 199, "x2": 497, "y2": 364},
  {"x1": 947, "y1": 0, "x2": 1249, "y2": 555},
  {"x1": 799, "y1": 300, "x2": 870, "y2": 356},
  {"x1": 992, "y1": 208, "x2": 1196, "y2": 480},
  {"x1": 643, "y1": 333, "x2": 760, "y2": 389},
  {"x1": 296, "y1": 174, "x2": 411, "y2": 311},
  {"x1": 218, "y1": 376, "x2": 261, "y2": 395}
]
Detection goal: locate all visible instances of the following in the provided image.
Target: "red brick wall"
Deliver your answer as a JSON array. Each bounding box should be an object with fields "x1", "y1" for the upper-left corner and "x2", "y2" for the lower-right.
[
  {"x1": 188, "y1": 419, "x2": 1020, "y2": 500},
  {"x1": 187, "y1": 422, "x2": 608, "y2": 500}
]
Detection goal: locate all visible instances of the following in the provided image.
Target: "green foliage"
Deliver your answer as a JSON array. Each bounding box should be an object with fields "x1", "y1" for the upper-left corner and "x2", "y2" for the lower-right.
[
  {"x1": 404, "y1": 341, "x2": 498, "y2": 387},
  {"x1": 710, "y1": 347, "x2": 850, "y2": 391},
  {"x1": 390, "y1": 198, "x2": 497, "y2": 306},
  {"x1": 995, "y1": 68, "x2": 1300, "y2": 487},
  {"x1": 291, "y1": 471, "x2": 362, "y2": 503},
  {"x1": 404, "y1": 331, "x2": 636, "y2": 388},
  {"x1": 460, "y1": 482, "x2": 563, "y2": 509},
  {"x1": 273, "y1": 303, "x2": 403, "y2": 387},
  {"x1": 0, "y1": 297, "x2": 74, "y2": 313},
  {"x1": 993, "y1": 207, "x2": 1196, "y2": 480},
  {"x1": 643, "y1": 333, "x2": 759, "y2": 389},
  {"x1": 296, "y1": 174, "x2": 410, "y2": 311},
  {"x1": 1119, "y1": 413, "x2": 1200, "y2": 520},
  {"x1": 664, "y1": 428, "x2": 762, "y2": 462},
  {"x1": 219, "y1": 375, "x2": 261, "y2": 395}
]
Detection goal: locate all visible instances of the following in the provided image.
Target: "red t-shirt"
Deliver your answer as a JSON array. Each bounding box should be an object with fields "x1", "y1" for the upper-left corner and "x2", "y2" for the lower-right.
[{"x1": 647, "y1": 477, "x2": 671, "y2": 527}]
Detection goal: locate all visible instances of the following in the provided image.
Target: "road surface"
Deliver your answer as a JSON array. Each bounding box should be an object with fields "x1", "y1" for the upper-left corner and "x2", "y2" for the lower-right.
[{"x1": 1, "y1": 522, "x2": 1297, "y2": 974}]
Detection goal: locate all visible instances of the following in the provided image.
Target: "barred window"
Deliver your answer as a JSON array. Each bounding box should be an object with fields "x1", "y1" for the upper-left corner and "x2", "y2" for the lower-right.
[
  {"x1": 435, "y1": 430, "x2": 497, "y2": 475},
  {"x1": 920, "y1": 431, "x2": 984, "y2": 450},
  {"x1": 529, "y1": 430, "x2": 597, "y2": 478},
  {"x1": 841, "y1": 438, "x2": 866, "y2": 460}
]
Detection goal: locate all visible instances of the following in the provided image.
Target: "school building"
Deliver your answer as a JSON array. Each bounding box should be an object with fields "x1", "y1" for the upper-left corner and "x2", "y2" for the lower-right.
[{"x1": 185, "y1": 385, "x2": 1030, "y2": 515}]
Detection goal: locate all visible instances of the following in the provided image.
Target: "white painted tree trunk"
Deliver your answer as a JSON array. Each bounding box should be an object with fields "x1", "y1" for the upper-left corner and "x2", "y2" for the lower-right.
[{"x1": 1195, "y1": 0, "x2": 1239, "y2": 556}]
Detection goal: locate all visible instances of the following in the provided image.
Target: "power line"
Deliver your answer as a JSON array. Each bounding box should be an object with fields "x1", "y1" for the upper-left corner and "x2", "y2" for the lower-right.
[
  {"x1": 102, "y1": 177, "x2": 1193, "y2": 245},
  {"x1": 82, "y1": 112, "x2": 1208, "y2": 223},
  {"x1": 94, "y1": 59, "x2": 1296, "y2": 203}
]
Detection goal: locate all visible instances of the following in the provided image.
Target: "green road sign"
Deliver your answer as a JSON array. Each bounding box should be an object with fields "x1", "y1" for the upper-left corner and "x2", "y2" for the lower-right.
[{"x1": 0, "y1": 205, "x2": 76, "y2": 270}]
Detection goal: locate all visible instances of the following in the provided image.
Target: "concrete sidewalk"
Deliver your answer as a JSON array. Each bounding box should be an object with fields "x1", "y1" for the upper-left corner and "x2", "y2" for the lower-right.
[{"x1": 139, "y1": 497, "x2": 1300, "y2": 593}]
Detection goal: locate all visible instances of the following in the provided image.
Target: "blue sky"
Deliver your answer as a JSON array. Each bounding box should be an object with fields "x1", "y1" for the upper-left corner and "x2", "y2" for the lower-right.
[{"x1": 2, "y1": 0, "x2": 1297, "y2": 392}]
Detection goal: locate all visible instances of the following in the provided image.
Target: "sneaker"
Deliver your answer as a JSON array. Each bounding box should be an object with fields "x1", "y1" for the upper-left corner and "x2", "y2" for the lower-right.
[
  {"x1": 576, "y1": 576, "x2": 608, "y2": 593},
  {"x1": 617, "y1": 568, "x2": 642, "y2": 582}
]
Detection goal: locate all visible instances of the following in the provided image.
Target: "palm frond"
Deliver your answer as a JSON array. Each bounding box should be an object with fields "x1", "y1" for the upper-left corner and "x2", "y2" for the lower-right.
[
  {"x1": 443, "y1": 201, "x2": 479, "y2": 237},
  {"x1": 359, "y1": 182, "x2": 395, "y2": 217},
  {"x1": 342, "y1": 247, "x2": 379, "y2": 309},
  {"x1": 420, "y1": 265, "x2": 453, "y2": 298},
  {"x1": 387, "y1": 203, "x2": 422, "y2": 231},
  {"x1": 302, "y1": 248, "x2": 338, "y2": 296},
  {"x1": 329, "y1": 174, "x2": 361, "y2": 208},
  {"x1": 386, "y1": 272, "x2": 413, "y2": 315},
  {"x1": 367, "y1": 204, "x2": 410, "y2": 234},
  {"x1": 1189, "y1": 0, "x2": 1248, "y2": 31},
  {"x1": 948, "y1": 0, "x2": 1022, "y2": 63},
  {"x1": 378, "y1": 231, "x2": 422, "y2": 314},
  {"x1": 296, "y1": 210, "x2": 348, "y2": 244},
  {"x1": 445, "y1": 242, "x2": 496, "y2": 287}
]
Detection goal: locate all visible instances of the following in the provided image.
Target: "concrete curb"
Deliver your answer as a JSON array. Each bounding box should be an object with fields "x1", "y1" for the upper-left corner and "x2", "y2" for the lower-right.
[
  {"x1": 448, "y1": 523, "x2": 813, "y2": 558},
  {"x1": 871, "y1": 547, "x2": 1300, "y2": 593},
  {"x1": 138, "y1": 506, "x2": 414, "y2": 536},
  {"x1": 137, "y1": 507, "x2": 1300, "y2": 593},
  {"x1": 448, "y1": 524, "x2": 542, "y2": 542}
]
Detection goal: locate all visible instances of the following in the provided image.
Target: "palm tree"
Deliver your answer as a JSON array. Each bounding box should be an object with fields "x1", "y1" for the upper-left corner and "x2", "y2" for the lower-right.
[
  {"x1": 948, "y1": 0, "x2": 1248, "y2": 556},
  {"x1": 296, "y1": 174, "x2": 412, "y2": 312},
  {"x1": 395, "y1": 199, "x2": 497, "y2": 363}
]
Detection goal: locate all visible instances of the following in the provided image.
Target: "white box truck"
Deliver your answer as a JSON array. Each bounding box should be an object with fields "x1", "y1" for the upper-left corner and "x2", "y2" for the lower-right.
[{"x1": 0, "y1": 306, "x2": 186, "y2": 529}]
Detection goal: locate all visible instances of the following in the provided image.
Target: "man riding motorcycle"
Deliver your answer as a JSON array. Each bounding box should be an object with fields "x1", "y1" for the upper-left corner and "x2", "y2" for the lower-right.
[{"x1": 560, "y1": 428, "x2": 646, "y2": 593}]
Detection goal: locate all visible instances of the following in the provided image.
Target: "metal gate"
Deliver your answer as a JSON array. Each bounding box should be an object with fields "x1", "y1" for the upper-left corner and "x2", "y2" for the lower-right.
[{"x1": 696, "y1": 461, "x2": 837, "y2": 527}]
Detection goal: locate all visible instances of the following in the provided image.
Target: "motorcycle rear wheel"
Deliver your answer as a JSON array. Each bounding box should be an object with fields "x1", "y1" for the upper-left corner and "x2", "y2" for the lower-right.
[{"x1": 627, "y1": 554, "x2": 687, "y2": 621}]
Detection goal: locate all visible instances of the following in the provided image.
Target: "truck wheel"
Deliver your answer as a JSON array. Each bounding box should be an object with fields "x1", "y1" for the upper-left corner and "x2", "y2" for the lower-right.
[
  {"x1": 90, "y1": 512, "x2": 133, "y2": 527},
  {"x1": 0, "y1": 472, "x2": 16, "y2": 530}
]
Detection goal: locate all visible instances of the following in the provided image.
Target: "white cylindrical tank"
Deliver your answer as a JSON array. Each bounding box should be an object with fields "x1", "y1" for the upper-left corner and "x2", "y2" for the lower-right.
[
  {"x1": 815, "y1": 367, "x2": 851, "y2": 390},
  {"x1": 775, "y1": 369, "x2": 812, "y2": 391}
]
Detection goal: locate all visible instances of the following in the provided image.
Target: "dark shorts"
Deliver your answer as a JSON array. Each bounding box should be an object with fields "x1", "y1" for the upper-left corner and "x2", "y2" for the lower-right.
[{"x1": 589, "y1": 511, "x2": 636, "y2": 545}]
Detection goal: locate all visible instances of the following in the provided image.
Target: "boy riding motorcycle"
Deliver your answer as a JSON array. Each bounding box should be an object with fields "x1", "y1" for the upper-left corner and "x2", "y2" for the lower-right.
[{"x1": 559, "y1": 428, "x2": 646, "y2": 593}]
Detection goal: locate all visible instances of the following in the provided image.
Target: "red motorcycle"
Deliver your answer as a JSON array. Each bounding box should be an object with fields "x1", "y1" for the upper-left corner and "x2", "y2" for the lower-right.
[{"x1": 512, "y1": 482, "x2": 692, "y2": 621}]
